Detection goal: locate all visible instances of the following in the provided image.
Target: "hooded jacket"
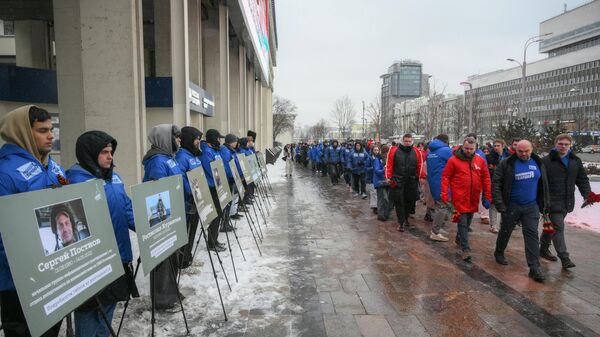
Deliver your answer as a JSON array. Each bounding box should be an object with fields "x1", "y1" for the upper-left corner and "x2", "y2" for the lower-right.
[
  {"x1": 0, "y1": 105, "x2": 66, "y2": 291},
  {"x1": 324, "y1": 144, "x2": 342, "y2": 164},
  {"x1": 179, "y1": 126, "x2": 202, "y2": 157},
  {"x1": 542, "y1": 149, "x2": 590, "y2": 213},
  {"x1": 219, "y1": 144, "x2": 236, "y2": 180},
  {"x1": 66, "y1": 162, "x2": 135, "y2": 263},
  {"x1": 441, "y1": 147, "x2": 492, "y2": 213},
  {"x1": 142, "y1": 124, "x2": 190, "y2": 197},
  {"x1": 199, "y1": 141, "x2": 222, "y2": 188},
  {"x1": 372, "y1": 155, "x2": 386, "y2": 188},
  {"x1": 426, "y1": 139, "x2": 453, "y2": 200},
  {"x1": 351, "y1": 146, "x2": 370, "y2": 174}
]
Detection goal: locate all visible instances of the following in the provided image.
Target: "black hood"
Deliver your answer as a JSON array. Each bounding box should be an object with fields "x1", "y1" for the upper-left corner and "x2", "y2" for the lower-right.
[
  {"x1": 76, "y1": 130, "x2": 117, "y2": 180},
  {"x1": 205, "y1": 129, "x2": 223, "y2": 148},
  {"x1": 239, "y1": 137, "x2": 249, "y2": 148},
  {"x1": 181, "y1": 126, "x2": 202, "y2": 156},
  {"x1": 247, "y1": 130, "x2": 257, "y2": 140}
]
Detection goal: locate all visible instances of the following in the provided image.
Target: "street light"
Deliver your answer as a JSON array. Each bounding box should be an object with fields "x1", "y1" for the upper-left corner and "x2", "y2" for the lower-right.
[
  {"x1": 460, "y1": 81, "x2": 473, "y2": 133},
  {"x1": 507, "y1": 32, "x2": 552, "y2": 120}
]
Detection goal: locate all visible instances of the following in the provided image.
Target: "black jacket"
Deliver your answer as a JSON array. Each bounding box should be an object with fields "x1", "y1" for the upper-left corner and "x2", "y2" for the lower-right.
[
  {"x1": 492, "y1": 153, "x2": 550, "y2": 213},
  {"x1": 542, "y1": 150, "x2": 591, "y2": 213}
]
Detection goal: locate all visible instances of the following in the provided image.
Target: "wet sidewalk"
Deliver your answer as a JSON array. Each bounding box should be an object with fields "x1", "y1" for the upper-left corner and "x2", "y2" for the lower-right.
[{"x1": 117, "y1": 161, "x2": 600, "y2": 337}]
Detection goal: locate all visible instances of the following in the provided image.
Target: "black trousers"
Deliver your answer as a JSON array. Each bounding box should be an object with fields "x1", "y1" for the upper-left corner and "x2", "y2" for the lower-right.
[
  {"x1": 0, "y1": 291, "x2": 62, "y2": 337},
  {"x1": 150, "y1": 253, "x2": 179, "y2": 309},
  {"x1": 376, "y1": 186, "x2": 391, "y2": 220},
  {"x1": 328, "y1": 163, "x2": 339, "y2": 184},
  {"x1": 179, "y1": 210, "x2": 199, "y2": 268},
  {"x1": 208, "y1": 186, "x2": 223, "y2": 247},
  {"x1": 352, "y1": 173, "x2": 366, "y2": 194},
  {"x1": 389, "y1": 185, "x2": 415, "y2": 224}
]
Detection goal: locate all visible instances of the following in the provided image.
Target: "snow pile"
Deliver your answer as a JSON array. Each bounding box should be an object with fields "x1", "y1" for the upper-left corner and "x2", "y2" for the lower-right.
[{"x1": 565, "y1": 182, "x2": 600, "y2": 233}]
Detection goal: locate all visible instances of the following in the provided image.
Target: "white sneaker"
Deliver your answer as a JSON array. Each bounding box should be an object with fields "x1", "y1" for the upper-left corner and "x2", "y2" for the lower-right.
[{"x1": 430, "y1": 232, "x2": 449, "y2": 242}]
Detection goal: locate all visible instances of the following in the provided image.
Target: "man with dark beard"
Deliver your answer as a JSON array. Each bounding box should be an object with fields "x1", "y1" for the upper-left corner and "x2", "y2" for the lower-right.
[{"x1": 385, "y1": 134, "x2": 424, "y2": 232}]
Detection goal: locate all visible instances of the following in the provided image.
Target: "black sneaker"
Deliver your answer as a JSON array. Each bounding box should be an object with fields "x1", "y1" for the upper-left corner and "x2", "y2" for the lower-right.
[
  {"x1": 231, "y1": 214, "x2": 243, "y2": 220},
  {"x1": 528, "y1": 269, "x2": 545, "y2": 283},
  {"x1": 540, "y1": 249, "x2": 558, "y2": 262},
  {"x1": 561, "y1": 258, "x2": 576, "y2": 269},
  {"x1": 461, "y1": 250, "x2": 472, "y2": 262},
  {"x1": 220, "y1": 224, "x2": 234, "y2": 232},
  {"x1": 494, "y1": 253, "x2": 508, "y2": 265}
]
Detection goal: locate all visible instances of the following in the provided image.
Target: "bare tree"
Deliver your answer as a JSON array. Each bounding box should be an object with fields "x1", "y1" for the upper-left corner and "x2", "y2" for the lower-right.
[
  {"x1": 450, "y1": 97, "x2": 466, "y2": 143},
  {"x1": 309, "y1": 119, "x2": 329, "y2": 141},
  {"x1": 330, "y1": 96, "x2": 356, "y2": 140},
  {"x1": 272, "y1": 95, "x2": 297, "y2": 142},
  {"x1": 366, "y1": 95, "x2": 382, "y2": 141}
]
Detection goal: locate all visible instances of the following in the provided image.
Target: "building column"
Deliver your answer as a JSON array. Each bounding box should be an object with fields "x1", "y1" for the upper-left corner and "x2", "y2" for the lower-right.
[
  {"x1": 202, "y1": 4, "x2": 229, "y2": 133},
  {"x1": 229, "y1": 40, "x2": 242, "y2": 136},
  {"x1": 14, "y1": 20, "x2": 50, "y2": 68},
  {"x1": 54, "y1": 0, "x2": 145, "y2": 187},
  {"x1": 188, "y1": 0, "x2": 203, "y2": 129},
  {"x1": 245, "y1": 64, "x2": 254, "y2": 131},
  {"x1": 170, "y1": 0, "x2": 190, "y2": 127},
  {"x1": 238, "y1": 46, "x2": 247, "y2": 135}
]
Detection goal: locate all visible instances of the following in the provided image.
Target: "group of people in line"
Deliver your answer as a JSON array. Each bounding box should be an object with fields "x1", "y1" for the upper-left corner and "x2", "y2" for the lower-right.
[
  {"x1": 284, "y1": 131, "x2": 596, "y2": 284},
  {"x1": 0, "y1": 105, "x2": 261, "y2": 337}
]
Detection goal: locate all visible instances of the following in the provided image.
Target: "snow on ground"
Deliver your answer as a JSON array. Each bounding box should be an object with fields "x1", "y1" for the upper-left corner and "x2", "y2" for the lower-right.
[
  {"x1": 115, "y1": 160, "x2": 299, "y2": 336},
  {"x1": 565, "y1": 181, "x2": 600, "y2": 233}
]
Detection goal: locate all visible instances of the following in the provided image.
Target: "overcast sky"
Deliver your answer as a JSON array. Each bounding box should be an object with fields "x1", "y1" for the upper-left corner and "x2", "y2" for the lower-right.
[{"x1": 273, "y1": 0, "x2": 591, "y2": 127}]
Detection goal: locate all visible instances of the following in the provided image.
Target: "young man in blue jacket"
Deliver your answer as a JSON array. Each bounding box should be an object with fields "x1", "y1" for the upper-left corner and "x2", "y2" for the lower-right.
[
  {"x1": 67, "y1": 130, "x2": 139, "y2": 337},
  {"x1": 142, "y1": 124, "x2": 188, "y2": 311},
  {"x1": 426, "y1": 134, "x2": 453, "y2": 242},
  {"x1": 325, "y1": 140, "x2": 342, "y2": 184},
  {"x1": 343, "y1": 141, "x2": 354, "y2": 190},
  {"x1": 199, "y1": 129, "x2": 227, "y2": 251},
  {"x1": 0, "y1": 105, "x2": 65, "y2": 336},
  {"x1": 351, "y1": 142, "x2": 370, "y2": 199},
  {"x1": 220, "y1": 134, "x2": 242, "y2": 227},
  {"x1": 175, "y1": 126, "x2": 203, "y2": 267}
]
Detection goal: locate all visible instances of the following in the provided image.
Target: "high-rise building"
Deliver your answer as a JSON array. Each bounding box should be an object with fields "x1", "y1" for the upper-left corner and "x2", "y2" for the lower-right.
[
  {"x1": 466, "y1": 0, "x2": 600, "y2": 140},
  {"x1": 380, "y1": 60, "x2": 422, "y2": 138}
]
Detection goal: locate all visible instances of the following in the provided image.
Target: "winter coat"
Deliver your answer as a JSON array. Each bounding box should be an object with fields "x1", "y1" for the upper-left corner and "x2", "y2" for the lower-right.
[
  {"x1": 492, "y1": 153, "x2": 550, "y2": 213},
  {"x1": 372, "y1": 156, "x2": 386, "y2": 188},
  {"x1": 67, "y1": 165, "x2": 135, "y2": 263},
  {"x1": 426, "y1": 139, "x2": 452, "y2": 200},
  {"x1": 219, "y1": 145, "x2": 236, "y2": 179},
  {"x1": 308, "y1": 146, "x2": 315, "y2": 161},
  {"x1": 385, "y1": 145, "x2": 425, "y2": 184},
  {"x1": 441, "y1": 147, "x2": 491, "y2": 213},
  {"x1": 343, "y1": 148, "x2": 353, "y2": 169},
  {"x1": 199, "y1": 141, "x2": 223, "y2": 187},
  {"x1": 542, "y1": 149, "x2": 591, "y2": 213},
  {"x1": 175, "y1": 148, "x2": 202, "y2": 173},
  {"x1": 365, "y1": 154, "x2": 377, "y2": 184},
  {"x1": 324, "y1": 146, "x2": 342, "y2": 164},
  {"x1": 142, "y1": 153, "x2": 191, "y2": 197},
  {"x1": 351, "y1": 149, "x2": 370, "y2": 174},
  {"x1": 0, "y1": 144, "x2": 66, "y2": 291}
]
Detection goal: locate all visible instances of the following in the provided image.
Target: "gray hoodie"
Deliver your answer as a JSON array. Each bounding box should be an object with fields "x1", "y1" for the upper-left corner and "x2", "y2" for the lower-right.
[{"x1": 143, "y1": 124, "x2": 179, "y2": 162}]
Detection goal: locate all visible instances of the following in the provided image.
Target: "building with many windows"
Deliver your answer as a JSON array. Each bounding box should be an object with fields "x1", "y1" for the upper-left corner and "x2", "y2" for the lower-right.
[
  {"x1": 466, "y1": 0, "x2": 600, "y2": 140},
  {"x1": 380, "y1": 60, "x2": 422, "y2": 138}
]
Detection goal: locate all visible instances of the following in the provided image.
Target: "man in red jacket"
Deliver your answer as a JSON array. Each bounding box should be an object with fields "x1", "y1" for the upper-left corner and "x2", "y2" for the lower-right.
[
  {"x1": 385, "y1": 134, "x2": 425, "y2": 232},
  {"x1": 441, "y1": 137, "x2": 492, "y2": 261}
]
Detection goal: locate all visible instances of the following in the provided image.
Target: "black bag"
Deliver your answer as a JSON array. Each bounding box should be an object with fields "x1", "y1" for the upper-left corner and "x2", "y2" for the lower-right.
[{"x1": 77, "y1": 263, "x2": 139, "y2": 311}]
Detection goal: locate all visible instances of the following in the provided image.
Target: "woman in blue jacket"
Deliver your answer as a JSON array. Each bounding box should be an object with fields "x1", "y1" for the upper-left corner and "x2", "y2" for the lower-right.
[
  {"x1": 373, "y1": 144, "x2": 391, "y2": 221},
  {"x1": 366, "y1": 145, "x2": 379, "y2": 210},
  {"x1": 351, "y1": 142, "x2": 370, "y2": 199},
  {"x1": 67, "y1": 130, "x2": 139, "y2": 337},
  {"x1": 142, "y1": 124, "x2": 185, "y2": 312}
]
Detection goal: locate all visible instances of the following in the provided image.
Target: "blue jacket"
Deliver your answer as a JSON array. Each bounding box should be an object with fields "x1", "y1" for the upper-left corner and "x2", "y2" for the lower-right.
[
  {"x1": 365, "y1": 154, "x2": 376, "y2": 183},
  {"x1": 426, "y1": 139, "x2": 453, "y2": 200},
  {"x1": 308, "y1": 146, "x2": 315, "y2": 161},
  {"x1": 199, "y1": 141, "x2": 223, "y2": 188},
  {"x1": 239, "y1": 146, "x2": 253, "y2": 157},
  {"x1": 219, "y1": 145, "x2": 236, "y2": 180},
  {"x1": 372, "y1": 156, "x2": 386, "y2": 188},
  {"x1": 315, "y1": 145, "x2": 323, "y2": 164},
  {"x1": 351, "y1": 149, "x2": 370, "y2": 174},
  {"x1": 175, "y1": 148, "x2": 202, "y2": 173},
  {"x1": 142, "y1": 153, "x2": 191, "y2": 201},
  {"x1": 343, "y1": 148, "x2": 353, "y2": 169},
  {"x1": 67, "y1": 165, "x2": 135, "y2": 263},
  {"x1": 476, "y1": 148, "x2": 488, "y2": 164},
  {"x1": 0, "y1": 144, "x2": 66, "y2": 291},
  {"x1": 324, "y1": 146, "x2": 342, "y2": 164}
]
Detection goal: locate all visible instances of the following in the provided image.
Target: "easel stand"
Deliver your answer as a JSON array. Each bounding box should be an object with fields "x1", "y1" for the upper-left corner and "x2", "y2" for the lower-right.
[
  {"x1": 117, "y1": 257, "x2": 142, "y2": 336},
  {"x1": 220, "y1": 203, "x2": 239, "y2": 282},
  {"x1": 149, "y1": 257, "x2": 190, "y2": 337}
]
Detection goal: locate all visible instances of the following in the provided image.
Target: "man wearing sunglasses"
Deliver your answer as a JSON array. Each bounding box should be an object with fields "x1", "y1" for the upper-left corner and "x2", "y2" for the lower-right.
[{"x1": 540, "y1": 134, "x2": 591, "y2": 269}]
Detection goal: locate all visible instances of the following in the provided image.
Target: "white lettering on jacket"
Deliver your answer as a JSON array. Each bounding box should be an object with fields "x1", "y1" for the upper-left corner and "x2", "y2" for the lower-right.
[{"x1": 17, "y1": 162, "x2": 42, "y2": 181}]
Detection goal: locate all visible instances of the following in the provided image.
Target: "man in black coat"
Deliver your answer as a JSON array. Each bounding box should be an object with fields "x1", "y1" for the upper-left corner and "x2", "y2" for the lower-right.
[
  {"x1": 540, "y1": 134, "x2": 591, "y2": 269},
  {"x1": 493, "y1": 140, "x2": 551, "y2": 282}
]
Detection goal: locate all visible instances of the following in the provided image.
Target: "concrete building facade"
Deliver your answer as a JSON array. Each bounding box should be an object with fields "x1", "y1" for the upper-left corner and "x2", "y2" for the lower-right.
[
  {"x1": 380, "y1": 60, "x2": 422, "y2": 138},
  {"x1": 0, "y1": 0, "x2": 277, "y2": 188},
  {"x1": 466, "y1": 0, "x2": 600, "y2": 138}
]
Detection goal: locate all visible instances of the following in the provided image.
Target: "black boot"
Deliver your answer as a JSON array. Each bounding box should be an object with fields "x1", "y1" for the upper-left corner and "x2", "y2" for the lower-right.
[
  {"x1": 528, "y1": 268, "x2": 545, "y2": 283},
  {"x1": 561, "y1": 257, "x2": 576, "y2": 269},
  {"x1": 540, "y1": 247, "x2": 558, "y2": 262}
]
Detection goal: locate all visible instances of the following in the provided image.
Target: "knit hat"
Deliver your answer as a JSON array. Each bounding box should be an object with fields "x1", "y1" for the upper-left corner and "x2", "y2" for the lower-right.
[{"x1": 225, "y1": 134, "x2": 238, "y2": 145}]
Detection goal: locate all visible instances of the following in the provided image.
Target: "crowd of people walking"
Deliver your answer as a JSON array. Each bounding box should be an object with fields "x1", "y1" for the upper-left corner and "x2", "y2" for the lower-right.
[{"x1": 283, "y1": 132, "x2": 597, "y2": 283}]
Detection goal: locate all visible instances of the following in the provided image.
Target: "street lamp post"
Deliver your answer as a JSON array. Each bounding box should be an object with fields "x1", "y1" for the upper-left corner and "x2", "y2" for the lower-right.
[
  {"x1": 507, "y1": 32, "x2": 552, "y2": 120},
  {"x1": 460, "y1": 81, "x2": 473, "y2": 133}
]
